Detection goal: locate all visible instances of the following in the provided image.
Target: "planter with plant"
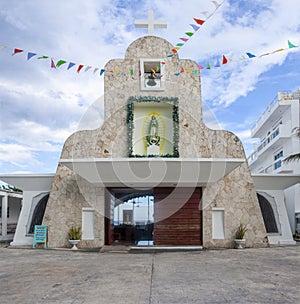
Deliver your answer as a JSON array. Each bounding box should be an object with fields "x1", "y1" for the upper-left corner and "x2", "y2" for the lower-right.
[
  {"x1": 68, "y1": 226, "x2": 82, "y2": 250},
  {"x1": 234, "y1": 224, "x2": 247, "y2": 249}
]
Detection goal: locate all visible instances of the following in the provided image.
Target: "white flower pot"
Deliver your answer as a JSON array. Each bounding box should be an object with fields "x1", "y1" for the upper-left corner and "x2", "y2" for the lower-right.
[
  {"x1": 234, "y1": 239, "x2": 245, "y2": 249},
  {"x1": 69, "y1": 239, "x2": 80, "y2": 250}
]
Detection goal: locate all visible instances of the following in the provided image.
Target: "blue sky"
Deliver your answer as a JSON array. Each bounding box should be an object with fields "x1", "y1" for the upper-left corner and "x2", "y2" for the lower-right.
[{"x1": 0, "y1": 0, "x2": 300, "y2": 175}]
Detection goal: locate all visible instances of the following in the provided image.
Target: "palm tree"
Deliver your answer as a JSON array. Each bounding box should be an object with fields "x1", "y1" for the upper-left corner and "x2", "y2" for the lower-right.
[{"x1": 284, "y1": 128, "x2": 300, "y2": 163}]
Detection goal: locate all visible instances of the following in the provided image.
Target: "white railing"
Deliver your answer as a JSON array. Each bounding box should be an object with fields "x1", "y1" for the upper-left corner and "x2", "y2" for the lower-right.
[
  {"x1": 250, "y1": 157, "x2": 295, "y2": 174},
  {"x1": 248, "y1": 124, "x2": 289, "y2": 165},
  {"x1": 251, "y1": 90, "x2": 300, "y2": 136}
]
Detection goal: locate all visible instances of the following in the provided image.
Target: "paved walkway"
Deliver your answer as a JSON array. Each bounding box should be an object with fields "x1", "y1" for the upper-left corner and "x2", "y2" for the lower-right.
[{"x1": 0, "y1": 245, "x2": 299, "y2": 304}]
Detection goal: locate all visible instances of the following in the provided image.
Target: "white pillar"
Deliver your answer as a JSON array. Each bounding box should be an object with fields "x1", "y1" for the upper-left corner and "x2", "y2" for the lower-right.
[{"x1": 1, "y1": 194, "x2": 8, "y2": 237}]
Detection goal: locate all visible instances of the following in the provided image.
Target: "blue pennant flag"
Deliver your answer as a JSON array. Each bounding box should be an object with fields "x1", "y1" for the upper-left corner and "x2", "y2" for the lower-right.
[
  {"x1": 246, "y1": 52, "x2": 256, "y2": 58},
  {"x1": 190, "y1": 24, "x2": 200, "y2": 31},
  {"x1": 215, "y1": 58, "x2": 221, "y2": 67},
  {"x1": 27, "y1": 52, "x2": 37, "y2": 60},
  {"x1": 67, "y1": 62, "x2": 76, "y2": 70}
]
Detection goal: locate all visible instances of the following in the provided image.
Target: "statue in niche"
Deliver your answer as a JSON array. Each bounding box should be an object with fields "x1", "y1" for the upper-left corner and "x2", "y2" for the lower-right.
[
  {"x1": 146, "y1": 71, "x2": 156, "y2": 86},
  {"x1": 146, "y1": 115, "x2": 160, "y2": 146}
]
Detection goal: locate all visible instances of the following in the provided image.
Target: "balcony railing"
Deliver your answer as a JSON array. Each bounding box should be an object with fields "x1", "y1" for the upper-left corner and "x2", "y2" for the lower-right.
[
  {"x1": 257, "y1": 127, "x2": 280, "y2": 152},
  {"x1": 251, "y1": 89, "x2": 300, "y2": 136},
  {"x1": 247, "y1": 123, "x2": 290, "y2": 165},
  {"x1": 250, "y1": 158, "x2": 294, "y2": 174}
]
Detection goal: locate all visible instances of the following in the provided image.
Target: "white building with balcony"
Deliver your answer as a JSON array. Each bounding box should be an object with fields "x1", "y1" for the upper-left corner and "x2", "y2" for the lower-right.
[{"x1": 248, "y1": 89, "x2": 300, "y2": 241}]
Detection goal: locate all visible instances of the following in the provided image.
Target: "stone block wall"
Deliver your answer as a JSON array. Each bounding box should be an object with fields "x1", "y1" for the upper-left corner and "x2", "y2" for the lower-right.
[{"x1": 43, "y1": 36, "x2": 268, "y2": 248}]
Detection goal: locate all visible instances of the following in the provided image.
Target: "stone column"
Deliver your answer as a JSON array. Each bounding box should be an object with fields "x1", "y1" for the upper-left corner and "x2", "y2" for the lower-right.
[{"x1": 1, "y1": 194, "x2": 8, "y2": 237}]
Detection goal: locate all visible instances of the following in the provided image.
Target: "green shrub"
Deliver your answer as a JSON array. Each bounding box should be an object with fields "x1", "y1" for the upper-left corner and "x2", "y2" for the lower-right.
[
  {"x1": 68, "y1": 226, "x2": 82, "y2": 240},
  {"x1": 235, "y1": 224, "x2": 247, "y2": 239}
]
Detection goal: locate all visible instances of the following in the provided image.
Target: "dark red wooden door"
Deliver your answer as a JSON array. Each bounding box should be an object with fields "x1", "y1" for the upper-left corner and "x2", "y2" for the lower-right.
[{"x1": 153, "y1": 187, "x2": 202, "y2": 246}]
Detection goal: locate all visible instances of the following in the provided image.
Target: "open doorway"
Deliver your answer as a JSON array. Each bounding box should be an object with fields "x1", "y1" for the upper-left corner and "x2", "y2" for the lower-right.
[{"x1": 105, "y1": 188, "x2": 154, "y2": 246}]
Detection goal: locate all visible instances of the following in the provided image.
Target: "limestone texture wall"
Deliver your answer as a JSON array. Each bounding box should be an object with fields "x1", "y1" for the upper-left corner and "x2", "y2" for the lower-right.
[{"x1": 43, "y1": 36, "x2": 268, "y2": 249}]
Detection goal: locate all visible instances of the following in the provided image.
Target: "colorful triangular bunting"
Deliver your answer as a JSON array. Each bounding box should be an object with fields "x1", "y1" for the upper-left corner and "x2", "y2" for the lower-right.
[
  {"x1": 67, "y1": 62, "x2": 76, "y2": 70},
  {"x1": 27, "y1": 52, "x2": 37, "y2": 60},
  {"x1": 12, "y1": 48, "x2": 24, "y2": 56},
  {"x1": 288, "y1": 40, "x2": 297, "y2": 48},
  {"x1": 56, "y1": 60, "x2": 67, "y2": 68},
  {"x1": 77, "y1": 64, "x2": 84, "y2": 73},
  {"x1": 185, "y1": 32, "x2": 194, "y2": 37},
  {"x1": 190, "y1": 24, "x2": 200, "y2": 31},
  {"x1": 212, "y1": 1, "x2": 222, "y2": 9},
  {"x1": 193, "y1": 18, "x2": 205, "y2": 25},
  {"x1": 246, "y1": 52, "x2": 256, "y2": 58},
  {"x1": 51, "y1": 58, "x2": 56, "y2": 69}
]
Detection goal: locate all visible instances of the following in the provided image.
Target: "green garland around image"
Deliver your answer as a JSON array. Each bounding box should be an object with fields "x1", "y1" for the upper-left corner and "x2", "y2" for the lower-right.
[{"x1": 127, "y1": 96, "x2": 179, "y2": 158}]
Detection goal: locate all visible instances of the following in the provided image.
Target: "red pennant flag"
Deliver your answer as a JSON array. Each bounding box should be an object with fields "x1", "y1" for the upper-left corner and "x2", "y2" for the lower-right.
[
  {"x1": 193, "y1": 18, "x2": 205, "y2": 25},
  {"x1": 222, "y1": 55, "x2": 228, "y2": 64},
  {"x1": 12, "y1": 48, "x2": 24, "y2": 56},
  {"x1": 180, "y1": 67, "x2": 184, "y2": 73},
  {"x1": 77, "y1": 64, "x2": 84, "y2": 73},
  {"x1": 172, "y1": 49, "x2": 178, "y2": 53}
]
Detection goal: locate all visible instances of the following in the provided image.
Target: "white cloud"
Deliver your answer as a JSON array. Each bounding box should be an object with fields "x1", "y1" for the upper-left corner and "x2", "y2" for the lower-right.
[
  {"x1": 0, "y1": 143, "x2": 40, "y2": 168},
  {"x1": 0, "y1": 0, "x2": 300, "y2": 172}
]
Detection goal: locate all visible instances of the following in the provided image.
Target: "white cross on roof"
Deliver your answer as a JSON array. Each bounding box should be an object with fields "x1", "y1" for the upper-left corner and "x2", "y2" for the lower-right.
[{"x1": 134, "y1": 10, "x2": 167, "y2": 36}]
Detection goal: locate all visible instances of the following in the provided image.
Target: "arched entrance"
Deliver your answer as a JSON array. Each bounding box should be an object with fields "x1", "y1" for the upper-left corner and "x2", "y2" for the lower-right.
[
  {"x1": 257, "y1": 193, "x2": 278, "y2": 233},
  {"x1": 27, "y1": 193, "x2": 50, "y2": 234}
]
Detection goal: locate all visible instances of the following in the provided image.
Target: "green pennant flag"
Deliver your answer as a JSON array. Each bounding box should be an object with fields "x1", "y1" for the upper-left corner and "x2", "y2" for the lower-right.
[
  {"x1": 176, "y1": 43, "x2": 184, "y2": 47},
  {"x1": 56, "y1": 60, "x2": 67, "y2": 67},
  {"x1": 288, "y1": 40, "x2": 298, "y2": 48},
  {"x1": 130, "y1": 69, "x2": 134, "y2": 76},
  {"x1": 185, "y1": 32, "x2": 194, "y2": 37},
  {"x1": 38, "y1": 55, "x2": 49, "y2": 59},
  {"x1": 206, "y1": 63, "x2": 211, "y2": 69}
]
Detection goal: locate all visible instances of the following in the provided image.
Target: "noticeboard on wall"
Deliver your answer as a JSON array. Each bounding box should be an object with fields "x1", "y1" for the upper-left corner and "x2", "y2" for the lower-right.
[{"x1": 33, "y1": 225, "x2": 48, "y2": 248}]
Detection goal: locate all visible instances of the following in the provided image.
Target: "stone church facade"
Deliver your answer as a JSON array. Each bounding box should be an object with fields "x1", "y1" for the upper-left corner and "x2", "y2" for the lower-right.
[{"x1": 43, "y1": 36, "x2": 268, "y2": 249}]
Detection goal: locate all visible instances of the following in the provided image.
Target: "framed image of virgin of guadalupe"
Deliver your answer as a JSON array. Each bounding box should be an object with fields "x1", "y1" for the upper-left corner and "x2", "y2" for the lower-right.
[{"x1": 127, "y1": 96, "x2": 179, "y2": 158}]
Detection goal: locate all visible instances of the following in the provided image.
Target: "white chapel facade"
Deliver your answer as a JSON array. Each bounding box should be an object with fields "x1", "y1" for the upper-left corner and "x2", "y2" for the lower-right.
[
  {"x1": 37, "y1": 15, "x2": 269, "y2": 249},
  {"x1": 1, "y1": 13, "x2": 272, "y2": 249}
]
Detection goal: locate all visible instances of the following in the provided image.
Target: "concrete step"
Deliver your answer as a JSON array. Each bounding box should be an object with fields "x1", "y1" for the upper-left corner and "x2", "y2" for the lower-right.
[{"x1": 129, "y1": 245, "x2": 203, "y2": 253}]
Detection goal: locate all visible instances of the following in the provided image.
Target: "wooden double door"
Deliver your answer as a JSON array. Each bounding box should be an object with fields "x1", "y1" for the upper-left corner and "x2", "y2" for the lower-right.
[
  {"x1": 153, "y1": 187, "x2": 202, "y2": 246},
  {"x1": 105, "y1": 187, "x2": 202, "y2": 246}
]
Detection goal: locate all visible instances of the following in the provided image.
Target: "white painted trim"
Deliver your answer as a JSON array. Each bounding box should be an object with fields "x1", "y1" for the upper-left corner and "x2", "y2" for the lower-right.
[{"x1": 59, "y1": 157, "x2": 244, "y2": 187}]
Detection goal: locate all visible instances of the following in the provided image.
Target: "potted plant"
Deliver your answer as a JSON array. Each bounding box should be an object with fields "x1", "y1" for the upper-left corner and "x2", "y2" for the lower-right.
[
  {"x1": 68, "y1": 226, "x2": 82, "y2": 250},
  {"x1": 234, "y1": 224, "x2": 247, "y2": 249}
]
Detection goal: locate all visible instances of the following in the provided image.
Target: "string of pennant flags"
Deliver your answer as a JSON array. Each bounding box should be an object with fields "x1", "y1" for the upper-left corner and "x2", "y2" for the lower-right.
[
  {"x1": 7, "y1": 46, "x2": 106, "y2": 76},
  {"x1": 168, "y1": 0, "x2": 225, "y2": 57},
  {"x1": 1, "y1": 0, "x2": 299, "y2": 78},
  {"x1": 197, "y1": 40, "x2": 299, "y2": 71},
  {"x1": 2, "y1": 1, "x2": 227, "y2": 77},
  {"x1": 2, "y1": 39, "x2": 298, "y2": 79}
]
